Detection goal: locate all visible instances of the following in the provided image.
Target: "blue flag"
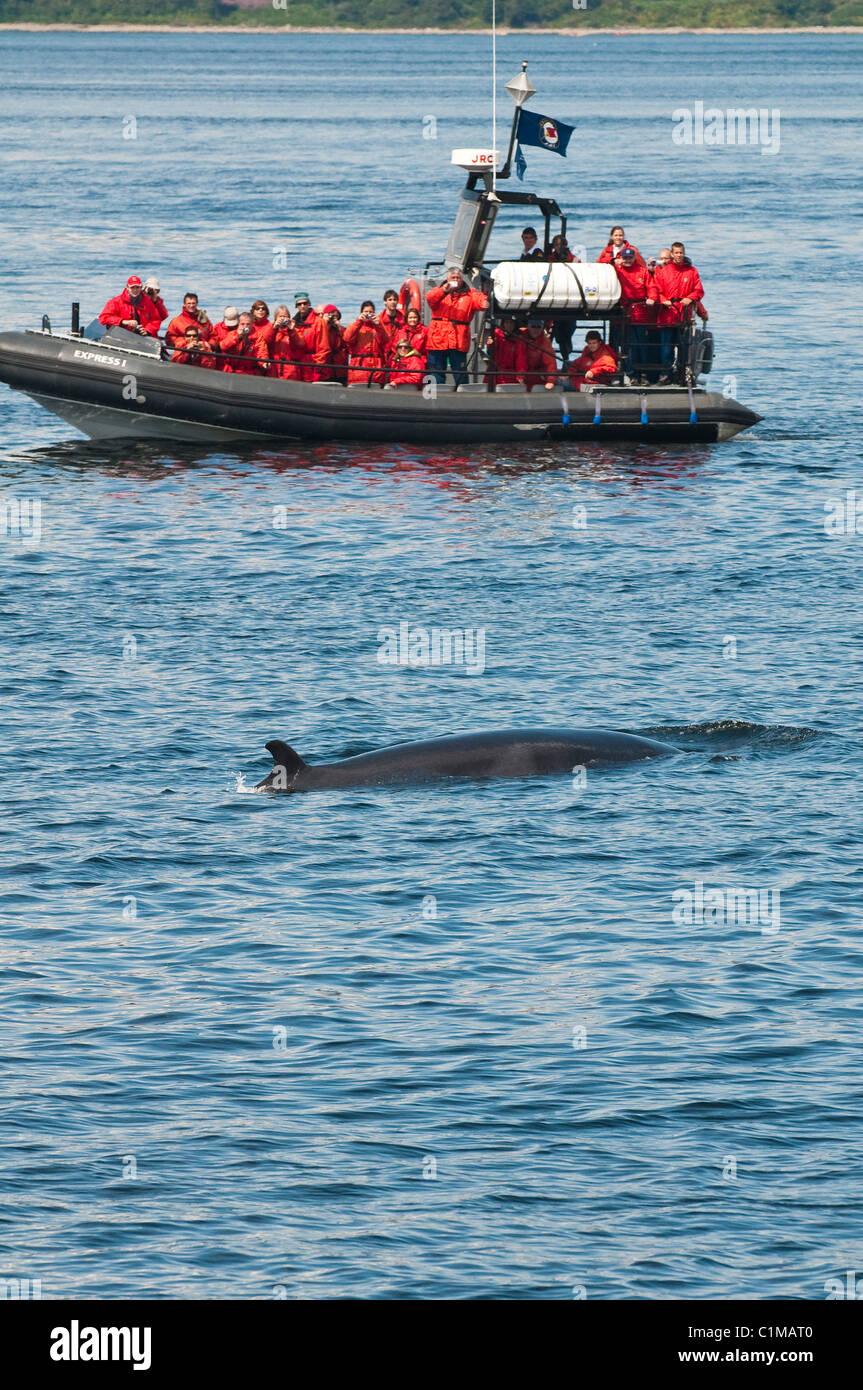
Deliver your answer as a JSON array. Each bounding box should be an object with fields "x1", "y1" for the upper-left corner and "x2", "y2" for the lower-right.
[
  {"x1": 514, "y1": 143, "x2": 527, "y2": 181},
  {"x1": 516, "y1": 109, "x2": 575, "y2": 157}
]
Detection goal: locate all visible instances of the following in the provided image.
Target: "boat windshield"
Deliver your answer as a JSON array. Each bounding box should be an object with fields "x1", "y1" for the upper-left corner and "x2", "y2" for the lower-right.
[{"x1": 444, "y1": 191, "x2": 497, "y2": 270}]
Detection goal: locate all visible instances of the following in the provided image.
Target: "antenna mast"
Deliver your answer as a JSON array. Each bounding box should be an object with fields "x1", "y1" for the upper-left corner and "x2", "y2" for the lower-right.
[{"x1": 492, "y1": 1, "x2": 497, "y2": 192}]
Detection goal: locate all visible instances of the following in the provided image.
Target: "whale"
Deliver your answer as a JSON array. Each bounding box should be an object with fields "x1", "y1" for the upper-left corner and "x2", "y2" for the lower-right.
[{"x1": 254, "y1": 727, "x2": 680, "y2": 793}]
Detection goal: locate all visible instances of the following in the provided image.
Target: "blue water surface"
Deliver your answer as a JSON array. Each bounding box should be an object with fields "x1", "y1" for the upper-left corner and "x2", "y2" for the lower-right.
[{"x1": 1, "y1": 29, "x2": 862, "y2": 1300}]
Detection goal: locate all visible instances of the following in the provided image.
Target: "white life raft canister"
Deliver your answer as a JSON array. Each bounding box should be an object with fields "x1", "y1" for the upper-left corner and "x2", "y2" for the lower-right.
[{"x1": 491, "y1": 261, "x2": 621, "y2": 313}]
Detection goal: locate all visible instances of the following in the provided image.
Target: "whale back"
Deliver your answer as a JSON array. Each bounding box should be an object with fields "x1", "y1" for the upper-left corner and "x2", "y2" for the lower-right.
[
  {"x1": 261, "y1": 739, "x2": 308, "y2": 791},
  {"x1": 256, "y1": 728, "x2": 679, "y2": 793}
]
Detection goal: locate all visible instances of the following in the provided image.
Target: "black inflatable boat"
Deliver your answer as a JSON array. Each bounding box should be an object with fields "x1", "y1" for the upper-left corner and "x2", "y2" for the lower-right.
[
  {"x1": 0, "y1": 323, "x2": 760, "y2": 445},
  {"x1": 0, "y1": 61, "x2": 762, "y2": 447}
]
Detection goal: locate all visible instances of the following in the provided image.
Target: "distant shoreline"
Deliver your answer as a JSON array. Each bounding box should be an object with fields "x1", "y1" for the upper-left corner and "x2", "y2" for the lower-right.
[{"x1": 0, "y1": 24, "x2": 861, "y2": 35}]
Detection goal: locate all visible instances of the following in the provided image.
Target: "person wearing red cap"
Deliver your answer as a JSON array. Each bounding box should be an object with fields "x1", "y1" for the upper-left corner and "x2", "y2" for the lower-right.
[
  {"x1": 171, "y1": 324, "x2": 218, "y2": 371},
  {"x1": 166, "y1": 293, "x2": 214, "y2": 349},
  {"x1": 325, "y1": 307, "x2": 349, "y2": 384},
  {"x1": 612, "y1": 246, "x2": 656, "y2": 385},
  {"x1": 316, "y1": 305, "x2": 344, "y2": 382},
  {"x1": 98, "y1": 276, "x2": 162, "y2": 336},
  {"x1": 343, "y1": 301, "x2": 390, "y2": 386},
  {"x1": 386, "y1": 308, "x2": 428, "y2": 388},
  {"x1": 567, "y1": 331, "x2": 619, "y2": 389}
]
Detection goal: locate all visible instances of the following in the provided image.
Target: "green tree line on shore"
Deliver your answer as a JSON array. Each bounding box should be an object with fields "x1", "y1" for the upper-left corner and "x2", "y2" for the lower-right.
[{"x1": 1, "y1": 0, "x2": 860, "y2": 29}]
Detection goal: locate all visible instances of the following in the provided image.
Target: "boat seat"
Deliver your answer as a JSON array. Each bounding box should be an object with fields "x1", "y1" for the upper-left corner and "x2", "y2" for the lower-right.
[
  {"x1": 390, "y1": 384, "x2": 422, "y2": 392},
  {"x1": 347, "y1": 381, "x2": 383, "y2": 390},
  {"x1": 311, "y1": 380, "x2": 340, "y2": 387},
  {"x1": 456, "y1": 383, "x2": 489, "y2": 394},
  {"x1": 495, "y1": 383, "x2": 527, "y2": 394}
]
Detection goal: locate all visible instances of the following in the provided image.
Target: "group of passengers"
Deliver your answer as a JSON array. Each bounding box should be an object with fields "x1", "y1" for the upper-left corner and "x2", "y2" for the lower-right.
[
  {"x1": 519, "y1": 224, "x2": 707, "y2": 385},
  {"x1": 98, "y1": 277, "x2": 431, "y2": 387},
  {"x1": 97, "y1": 224, "x2": 705, "y2": 392}
]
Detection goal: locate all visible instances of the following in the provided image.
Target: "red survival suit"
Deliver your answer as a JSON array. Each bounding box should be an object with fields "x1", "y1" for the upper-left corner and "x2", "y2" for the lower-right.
[
  {"x1": 99, "y1": 288, "x2": 162, "y2": 336},
  {"x1": 212, "y1": 325, "x2": 268, "y2": 375},
  {"x1": 485, "y1": 327, "x2": 528, "y2": 386},
  {"x1": 293, "y1": 311, "x2": 333, "y2": 382},
  {"x1": 144, "y1": 293, "x2": 169, "y2": 328},
  {"x1": 165, "y1": 310, "x2": 215, "y2": 349},
  {"x1": 374, "y1": 307, "x2": 407, "y2": 384},
  {"x1": 251, "y1": 318, "x2": 276, "y2": 355},
  {"x1": 613, "y1": 262, "x2": 657, "y2": 324},
  {"x1": 343, "y1": 317, "x2": 389, "y2": 386},
  {"x1": 171, "y1": 345, "x2": 218, "y2": 370},
  {"x1": 652, "y1": 259, "x2": 705, "y2": 326},
  {"x1": 568, "y1": 342, "x2": 618, "y2": 389},
  {"x1": 270, "y1": 322, "x2": 306, "y2": 380},
  {"x1": 598, "y1": 240, "x2": 646, "y2": 268},
  {"x1": 330, "y1": 324, "x2": 349, "y2": 385},
  {"x1": 425, "y1": 283, "x2": 489, "y2": 354},
  {"x1": 376, "y1": 307, "x2": 407, "y2": 351},
  {"x1": 523, "y1": 329, "x2": 558, "y2": 391},
  {"x1": 388, "y1": 324, "x2": 428, "y2": 387}
]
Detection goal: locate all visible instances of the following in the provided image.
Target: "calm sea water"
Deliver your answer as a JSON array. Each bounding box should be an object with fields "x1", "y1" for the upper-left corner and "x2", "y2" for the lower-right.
[{"x1": 1, "y1": 30, "x2": 862, "y2": 1301}]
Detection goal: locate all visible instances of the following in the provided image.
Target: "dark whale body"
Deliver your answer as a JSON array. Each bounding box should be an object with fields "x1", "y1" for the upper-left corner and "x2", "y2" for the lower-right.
[{"x1": 255, "y1": 727, "x2": 680, "y2": 793}]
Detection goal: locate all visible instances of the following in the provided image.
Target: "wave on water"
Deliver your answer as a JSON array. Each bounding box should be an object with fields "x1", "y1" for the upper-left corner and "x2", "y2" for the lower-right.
[{"x1": 635, "y1": 719, "x2": 821, "y2": 753}]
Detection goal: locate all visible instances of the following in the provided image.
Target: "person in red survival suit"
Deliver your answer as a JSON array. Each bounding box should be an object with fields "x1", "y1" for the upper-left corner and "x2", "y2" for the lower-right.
[
  {"x1": 652, "y1": 240, "x2": 705, "y2": 382},
  {"x1": 425, "y1": 267, "x2": 489, "y2": 387},
  {"x1": 217, "y1": 311, "x2": 268, "y2": 375},
  {"x1": 343, "y1": 301, "x2": 390, "y2": 386},
  {"x1": 165, "y1": 292, "x2": 215, "y2": 349},
  {"x1": 317, "y1": 305, "x2": 344, "y2": 382},
  {"x1": 374, "y1": 290, "x2": 407, "y2": 383},
  {"x1": 99, "y1": 275, "x2": 162, "y2": 336},
  {"x1": 484, "y1": 317, "x2": 528, "y2": 387},
  {"x1": 251, "y1": 299, "x2": 275, "y2": 356},
  {"x1": 142, "y1": 277, "x2": 168, "y2": 329},
  {"x1": 210, "y1": 306, "x2": 241, "y2": 369},
  {"x1": 597, "y1": 225, "x2": 646, "y2": 268},
  {"x1": 647, "y1": 246, "x2": 708, "y2": 340},
  {"x1": 292, "y1": 292, "x2": 332, "y2": 382},
  {"x1": 171, "y1": 325, "x2": 218, "y2": 370},
  {"x1": 567, "y1": 331, "x2": 619, "y2": 389},
  {"x1": 548, "y1": 233, "x2": 578, "y2": 264},
  {"x1": 327, "y1": 307, "x2": 349, "y2": 384},
  {"x1": 386, "y1": 308, "x2": 428, "y2": 388},
  {"x1": 269, "y1": 304, "x2": 305, "y2": 380},
  {"x1": 376, "y1": 290, "x2": 406, "y2": 350},
  {"x1": 613, "y1": 245, "x2": 657, "y2": 384},
  {"x1": 523, "y1": 319, "x2": 558, "y2": 391}
]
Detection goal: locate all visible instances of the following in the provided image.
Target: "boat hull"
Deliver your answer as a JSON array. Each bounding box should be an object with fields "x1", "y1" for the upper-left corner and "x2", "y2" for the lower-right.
[{"x1": 0, "y1": 330, "x2": 762, "y2": 446}]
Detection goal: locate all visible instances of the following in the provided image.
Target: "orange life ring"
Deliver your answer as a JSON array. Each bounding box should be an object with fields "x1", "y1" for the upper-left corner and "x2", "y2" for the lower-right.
[{"x1": 399, "y1": 278, "x2": 422, "y2": 316}]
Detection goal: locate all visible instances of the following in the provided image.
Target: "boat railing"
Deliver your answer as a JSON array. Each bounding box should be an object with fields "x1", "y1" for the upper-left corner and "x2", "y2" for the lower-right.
[{"x1": 29, "y1": 320, "x2": 710, "y2": 390}]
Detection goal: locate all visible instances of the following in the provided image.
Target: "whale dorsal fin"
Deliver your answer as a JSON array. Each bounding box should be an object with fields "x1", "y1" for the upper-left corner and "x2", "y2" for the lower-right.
[{"x1": 265, "y1": 739, "x2": 307, "y2": 775}]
